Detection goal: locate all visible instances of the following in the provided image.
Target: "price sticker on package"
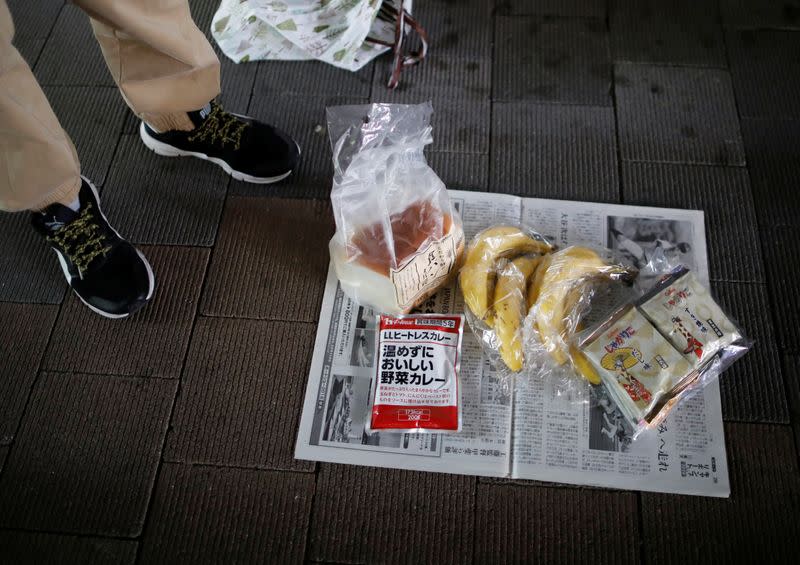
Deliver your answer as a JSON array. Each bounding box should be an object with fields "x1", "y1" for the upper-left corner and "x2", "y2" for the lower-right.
[{"x1": 367, "y1": 314, "x2": 464, "y2": 433}]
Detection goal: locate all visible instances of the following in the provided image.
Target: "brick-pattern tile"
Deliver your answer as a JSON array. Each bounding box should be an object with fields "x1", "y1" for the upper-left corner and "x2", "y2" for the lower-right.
[
  {"x1": 165, "y1": 318, "x2": 315, "y2": 471},
  {"x1": 615, "y1": 63, "x2": 745, "y2": 165},
  {"x1": 611, "y1": 0, "x2": 726, "y2": 67},
  {"x1": 475, "y1": 483, "x2": 639, "y2": 564},
  {"x1": 494, "y1": 17, "x2": 611, "y2": 106},
  {"x1": 0, "y1": 303, "x2": 59, "y2": 444},
  {"x1": 0, "y1": 213, "x2": 67, "y2": 304},
  {"x1": 101, "y1": 135, "x2": 228, "y2": 246},
  {"x1": 408, "y1": 0, "x2": 493, "y2": 59},
  {"x1": 0, "y1": 531, "x2": 137, "y2": 565},
  {"x1": 308, "y1": 465, "x2": 475, "y2": 565},
  {"x1": 35, "y1": 4, "x2": 113, "y2": 86},
  {"x1": 139, "y1": 464, "x2": 314, "y2": 565},
  {"x1": 231, "y1": 94, "x2": 366, "y2": 199},
  {"x1": 711, "y1": 282, "x2": 788, "y2": 423},
  {"x1": 760, "y1": 226, "x2": 800, "y2": 353},
  {"x1": 727, "y1": 30, "x2": 800, "y2": 119},
  {"x1": 642, "y1": 423, "x2": 800, "y2": 564},
  {"x1": 426, "y1": 151, "x2": 489, "y2": 192},
  {"x1": 494, "y1": 0, "x2": 607, "y2": 17},
  {"x1": 0, "y1": 372, "x2": 176, "y2": 536},
  {"x1": 720, "y1": 0, "x2": 800, "y2": 30},
  {"x1": 43, "y1": 86, "x2": 126, "y2": 186},
  {"x1": 741, "y1": 117, "x2": 800, "y2": 228},
  {"x1": 201, "y1": 197, "x2": 332, "y2": 321},
  {"x1": 254, "y1": 60, "x2": 373, "y2": 99},
  {"x1": 622, "y1": 162, "x2": 764, "y2": 283},
  {"x1": 372, "y1": 55, "x2": 491, "y2": 102},
  {"x1": 491, "y1": 103, "x2": 619, "y2": 202},
  {"x1": 7, "y1": 0, "x2": 63, "y2": 42},
  {"x1": 44, "y1": 246, "x2": 209, "y2": 378}
]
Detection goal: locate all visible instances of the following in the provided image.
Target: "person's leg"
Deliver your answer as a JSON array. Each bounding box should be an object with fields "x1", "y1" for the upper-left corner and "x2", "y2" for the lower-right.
[
  {"x1": 0, "y1": 1, "x2": 153, "y2": 318},
  {"x1": 75, "y1": 0, "x2": 300, "y2": 184},
  {"x1": 0, "y1": 1, "x2": 81, "y2": 213}
]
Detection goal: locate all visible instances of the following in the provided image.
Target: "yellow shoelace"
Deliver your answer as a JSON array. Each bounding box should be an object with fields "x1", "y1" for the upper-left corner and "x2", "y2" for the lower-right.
[
  {"x1": 47, "y1": 203, "x2": 112, "y2": 277},
  {"x1": 187, "y1": 103, "x2": 247, "y2": 150}
]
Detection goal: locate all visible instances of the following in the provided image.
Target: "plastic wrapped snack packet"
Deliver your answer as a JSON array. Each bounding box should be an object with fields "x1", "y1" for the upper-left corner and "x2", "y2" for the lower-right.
[
  {"x1": 637, "y1": 267, "x2": 743, "y2": 369},
  {"x1": 327, "y1": 102, "x2": 465, "y2": 314},
  {"x1": 367, "y1": 314, "x2": 464, "y2": 433},
  {"x1": 578, "y1": 304, "x2": 697, "y2": 427}
]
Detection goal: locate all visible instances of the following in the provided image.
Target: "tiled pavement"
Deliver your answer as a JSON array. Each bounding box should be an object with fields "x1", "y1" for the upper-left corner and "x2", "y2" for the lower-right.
[{"x1": 1, "y1": 0, "x2": 800, "y2": 562}]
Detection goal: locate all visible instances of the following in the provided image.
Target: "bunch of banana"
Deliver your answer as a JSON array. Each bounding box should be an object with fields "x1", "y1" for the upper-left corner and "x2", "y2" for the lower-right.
[
  {"x1": 461, "y1": 229, "x2": 637, "y2": 381},
  {"x1": 460, "y1": 226, "x2": 553, "y2": 372}
]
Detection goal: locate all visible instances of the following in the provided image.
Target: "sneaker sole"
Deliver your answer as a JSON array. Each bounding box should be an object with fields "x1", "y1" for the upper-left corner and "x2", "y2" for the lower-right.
[
  {"x1": 54, "y1": 177, "x2": 156, "y2": 320},
  {"x1": 139, "y1": 121, "x2": 296, "y2": 185}
]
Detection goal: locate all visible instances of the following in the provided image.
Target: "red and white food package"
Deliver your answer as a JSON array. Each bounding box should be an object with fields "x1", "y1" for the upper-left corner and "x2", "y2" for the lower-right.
[{"x1": 367, "y1": 314, "x2": 464, "y2": 433}]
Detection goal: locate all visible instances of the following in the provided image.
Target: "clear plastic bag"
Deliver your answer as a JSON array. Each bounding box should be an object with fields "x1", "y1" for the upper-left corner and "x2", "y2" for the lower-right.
[
  {"x1": 573, "y1": 266, "x2": 751, "y2": 438},
  {"x1": 327, "y1": 102, "x2": 465, "y2": 314},
  {"x1": 460, "y1": 229, "x2": 637, "y2": 381}
]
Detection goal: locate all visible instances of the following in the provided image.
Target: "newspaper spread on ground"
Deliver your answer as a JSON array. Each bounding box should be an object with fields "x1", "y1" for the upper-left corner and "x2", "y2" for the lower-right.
[{"x1": 296, "y1": 190, "x2": 729, "y2": 497}]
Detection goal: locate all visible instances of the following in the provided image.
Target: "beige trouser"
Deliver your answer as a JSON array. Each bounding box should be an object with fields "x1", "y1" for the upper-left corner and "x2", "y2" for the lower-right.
[{"x1": 0, "y1": 0, "x2": 220, "y2": 212}]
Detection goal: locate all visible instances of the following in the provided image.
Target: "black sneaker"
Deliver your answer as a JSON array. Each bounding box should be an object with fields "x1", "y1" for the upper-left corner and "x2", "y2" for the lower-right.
[
  {"x1": 139, "y1": 101, "x2": 300, "y2": 184},
  {"x1": 31, "y1": 177, "x2": 155, "y2": 319}
]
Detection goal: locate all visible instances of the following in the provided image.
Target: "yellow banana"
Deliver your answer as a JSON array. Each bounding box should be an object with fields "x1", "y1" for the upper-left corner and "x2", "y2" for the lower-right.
[
  {"x1": 460, "y1": 226, "x2": 552, "y2": 323},
  {"x1": 569, "y1": 344, "x2": 601, "y2": 385},
  {"x1": 494, "y1": 255, "x2": 541, "y2": 372},
  {"x1": 534, "y1": 246, "x2": 634, "y2": 366},
  {"x1": 526, "y1": 254, "x2": 552, "y2": 313}
]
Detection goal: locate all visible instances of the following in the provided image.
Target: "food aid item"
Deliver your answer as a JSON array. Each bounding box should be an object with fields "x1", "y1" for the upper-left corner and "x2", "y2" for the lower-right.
[
  {"x1": 327, "y1": 102, "x2": 465, "y2": 314},
  {"x1": 367, "y1": 314, "x2": 464, "y2": 433},
  {"x1": 578, "y1": 305, "x2": 697, "y2": 427},
  {"x1": 638, "y1": 268, "x2": 743, "y2": 370}
]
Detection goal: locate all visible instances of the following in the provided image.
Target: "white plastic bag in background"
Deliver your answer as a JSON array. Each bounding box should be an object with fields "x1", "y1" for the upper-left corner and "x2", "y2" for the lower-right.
[
  {"x1": 211, "y1": 0, "x2": 411, "y2": 70},
  {"x1": 327, "y1": 102, "x2": 465, "y2": 314}
]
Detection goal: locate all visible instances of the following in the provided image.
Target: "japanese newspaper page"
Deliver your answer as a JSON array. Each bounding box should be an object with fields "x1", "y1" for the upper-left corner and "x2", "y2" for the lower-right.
[{"x1": 295, "y1": 190, "x2": 729, "y2": 497}]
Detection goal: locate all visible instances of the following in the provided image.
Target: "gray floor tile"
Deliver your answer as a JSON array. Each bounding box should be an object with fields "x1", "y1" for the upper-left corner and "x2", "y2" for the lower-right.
[
  {"x1": 741, "y1": 117, "x2": 800, "y2": 228},
  {"x1": 491, "y1": 103, "x2": 619, "y2": 202},
  {"x1": 642, "y1": 423, "x2": 800, "y2": 564},
  {"x1": 43, "y1": 86, "x2": 126, "y2": 186},
  {"x1": 622, "y1": 162, "x2": 764, "y2": 283},
  {"x1": 495, "y1": 0, "x2": 607, "y2": 17},
  {"x1": 165, "y1": 317, "x2": 315, "y2": 472},
  {"x1": 7, "y1": 0, "x2": 63, "y2": 41},
  {"x1": 13, "y1": 39, "x2": 45, "y2": 67},
  {"x1": 255, "y1": 60, "x2": 373, "y2": 99},
  {"x1": 615, "y1": 63, "x2": 745, "y2": 165},
  {"x1": 35, "y1": 4, "x2": 113, "y2": 86},
  {"x1": 711, "y1": 282, "x2": 788, "y2": 423},
  {"x1": 230, "y1": 94, "x2": 366, "y2": 199},
  {"x1": 0, "y1": 446, "x2": 7, "y2": 475},
  {"x1": 721, "y1": 0, "x2": 800, "y2": 29},
  {"x1": 494, "y1": 17, "x2": 611, "y2": 105},
  {"x1": 372, "y1": 54, "x2": 491, "y2": 101},
  {"x1": 727, "y1": 29, "x2": 800, "y2": 119},
  {"x1": 409, "y1": 0, "x2": 493, "y2": 60},
  {"x1": 0, "y1": 372, "x2": 176, "y2": 536},
  {"x1": 139, "y1": 464, "x2": 314, "y2": 565},
  {"x1": 0, "y1": 531, "x2": 137, "y2": 565},
  {"x1": 475, "y1": 483, "x2": 639, "y2": 564},
  {"x1": 0, "y1": 213, "x2": 67, "y2": 304},
  {"x1": 761, "y1": 226, "x2": 800, "y2": 353},
  {"x1": 101, "y1": 135, "x2": 227, "y2": 246},
  {"x1": 308, "y1": 464, "x2": 475, "y2": 565},
  {"x1": 369, "y1": 94, "x2": 490, "y2": 154},
  {"x1": 200, "y1": 197, "x2": 333, "y2": 321},
  {"x1": 611, "y1": 0, "x2": 726, "y2": 67},
  {"x1": 785, "y1": 355, "x2": 800, "y2": 456},
  {"x1": 0, "y1": 303, "x2": 59, "y2": 444},
  {"x1": 43, "y1": 246, "x2": 209, "y2": 378},
  {"x1": 427, "y1": 151, "x2": 489, "y2": 192}
]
